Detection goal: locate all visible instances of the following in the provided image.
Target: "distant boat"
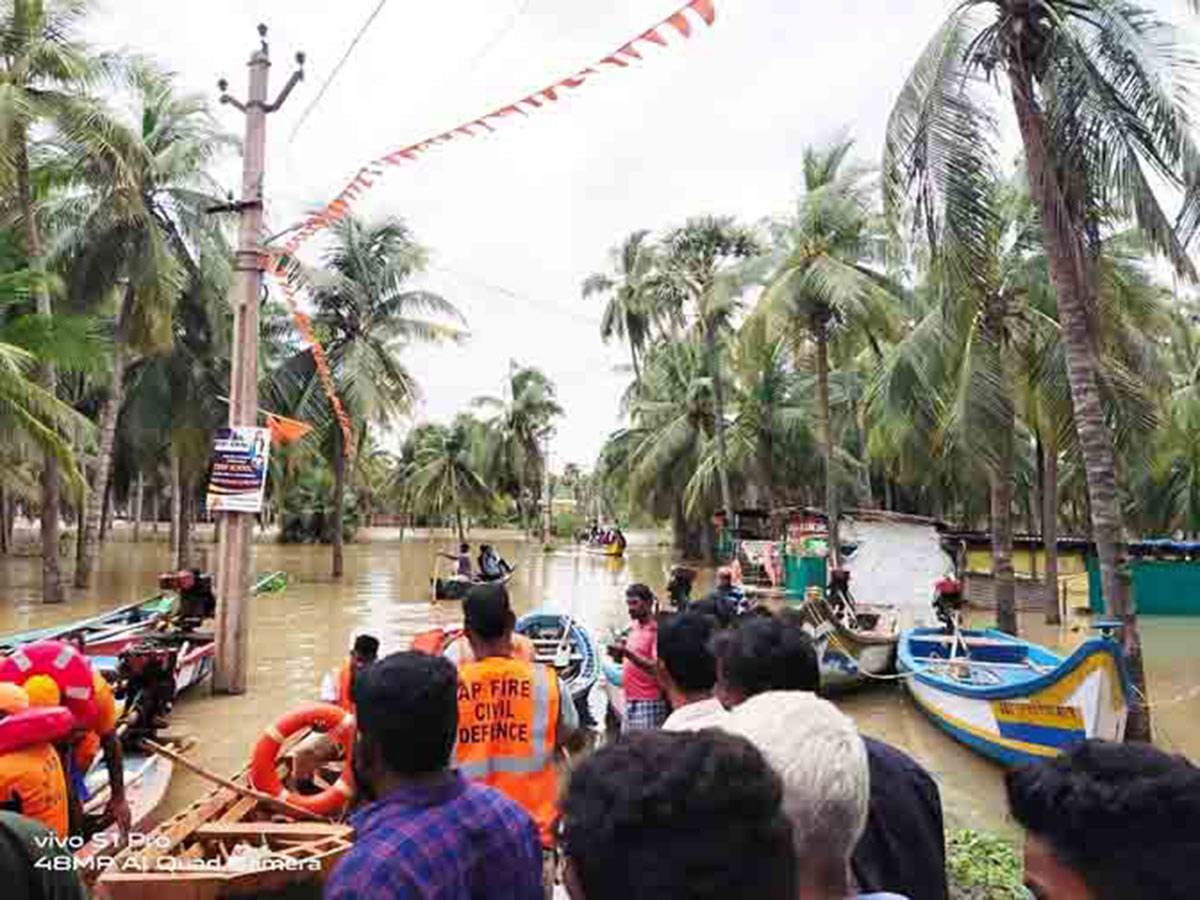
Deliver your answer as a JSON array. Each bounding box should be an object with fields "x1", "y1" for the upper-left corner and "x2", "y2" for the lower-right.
[
  {"x1": 431, "y1": 568, "x2": 516, "y2": 602},
  {"x1": 583, "y1": 540, "x2": 625, "y2": 558},
  {"x1": 898, "y1": 627, "x2": 1130, "y2": 766}
]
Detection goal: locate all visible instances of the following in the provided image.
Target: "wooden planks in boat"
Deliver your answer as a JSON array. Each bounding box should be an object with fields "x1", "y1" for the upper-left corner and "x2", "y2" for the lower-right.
[
  {"x1": 194, "y1": 822, "x2": 351, "y2": 842},
  {"x1": 917, "y1": 634, "x2": 1020, "y2": 648}
]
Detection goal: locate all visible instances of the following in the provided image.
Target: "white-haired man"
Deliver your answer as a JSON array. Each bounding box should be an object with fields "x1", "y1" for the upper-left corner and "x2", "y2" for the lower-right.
[{"x1": 730, "y1": 691, "x2": 908, "y2": 900}]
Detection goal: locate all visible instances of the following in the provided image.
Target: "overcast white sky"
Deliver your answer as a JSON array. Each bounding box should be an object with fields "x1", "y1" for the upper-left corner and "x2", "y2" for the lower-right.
[{"x1": 88, "y1": 0, "x2": 1194, "y2": 471}]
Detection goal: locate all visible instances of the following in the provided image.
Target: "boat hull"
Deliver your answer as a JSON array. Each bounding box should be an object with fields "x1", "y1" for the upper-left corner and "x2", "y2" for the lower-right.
[
  {"x1": 514, "y1": 612, "x2": 600, "y2": 705},
  {"x1": 899, "y1": 629, "x2": 1129, "y2": 766}
]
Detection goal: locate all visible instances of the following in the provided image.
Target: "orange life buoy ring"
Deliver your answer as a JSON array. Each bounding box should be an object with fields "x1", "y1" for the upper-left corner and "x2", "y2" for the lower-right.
[
  {"x1": 250, "y1": 703, "x2": 355, "y2": 815},
  {"x1": 0, "y1": 706, "x2": 75, "y2": 754},
  {"x1": 0, "y1": 641, "x2": 97, "y2": 728}
]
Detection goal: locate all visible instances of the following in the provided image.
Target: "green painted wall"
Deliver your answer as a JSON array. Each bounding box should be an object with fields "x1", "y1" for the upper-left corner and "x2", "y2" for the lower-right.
[
  {"x1": 784, "y1": 554, "x2": 827, "y2": 606},
  {"x1": 1088, "y1": 557, "x2": 1200, "y2": 615}
]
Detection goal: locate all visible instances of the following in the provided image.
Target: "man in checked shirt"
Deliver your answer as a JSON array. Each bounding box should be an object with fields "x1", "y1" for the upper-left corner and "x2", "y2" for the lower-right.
[{"x1": 324, "y1": 651, "x2": 543, "y2": 900}]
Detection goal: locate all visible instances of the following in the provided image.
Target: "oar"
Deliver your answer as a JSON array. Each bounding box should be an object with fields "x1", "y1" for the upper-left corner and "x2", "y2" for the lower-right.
[{"x1": 141, "y1": 739, "x2": 331, "y2": 822}]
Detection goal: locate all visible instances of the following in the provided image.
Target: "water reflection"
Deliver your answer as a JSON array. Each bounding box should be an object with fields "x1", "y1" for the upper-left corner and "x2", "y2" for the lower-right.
[{"x1": 0, "y1": 528, "x2": 1196, "y2": 835}]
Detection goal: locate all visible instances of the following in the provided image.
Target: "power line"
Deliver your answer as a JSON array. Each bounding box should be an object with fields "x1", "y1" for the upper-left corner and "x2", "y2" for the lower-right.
[
  {"x1": 428, "y1": 261, "x2": 603, "y2": 327},
  {"x1": 289, "y1": 0, "x2": 390, "y2": 146}
]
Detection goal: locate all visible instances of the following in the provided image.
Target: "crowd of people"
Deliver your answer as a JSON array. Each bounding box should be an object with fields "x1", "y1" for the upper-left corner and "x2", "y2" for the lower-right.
[
  {"x1": 7, "y1": 576, "x2": 1198, "y2": 899},
  {"x1": 321, "y1": 579, "x2": 1200, "y2": 900}
]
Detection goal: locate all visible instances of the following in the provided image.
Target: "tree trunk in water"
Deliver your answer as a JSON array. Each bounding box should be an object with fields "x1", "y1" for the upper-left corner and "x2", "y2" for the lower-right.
[
  {"x1": 170, "y1": 453, "x2": 183, "y2": 568},
  {"x1": 1010, "y1": 67, "x2": 1150, "y2": 739},
  {"x1": 992, "y1": 470, "x2": 1018, "y2": 636},
  {"x1": 1043, "y1": 438, "x2": 1061, "y2": 625},
  {"x1": 17, "y1": 136, "x2": 62, "y2": 603},
  {"x1": 884, "y1": 477, "x2": 894, "y2": 512},
  {"x1": 177, "y1": 474, "x2": 192, "y2": 569},
  {"x1": 77, "y1": 295, "x2": 131, "y2": 587},
  {"x1": 815, "y1": 323, "x2": 840, "y2": 569},
  {"x1": 133, "y1": 472, "x2": 144, "y2": 544},
  {"x1": 332, "y1": 439, "x2": 345, "y2": 579},
  {"x1": 455, "y1": 506, "x2": 465, "y2": 542},
  {"x1": 671, "y1": 497, "x2": 688, "y2": 555},
  {"x1": 99, "y1": 476, "x2": 113, "y2": 543},
  {"x1": 705, "y1": 323, "x2": 734, "y2": 518}
]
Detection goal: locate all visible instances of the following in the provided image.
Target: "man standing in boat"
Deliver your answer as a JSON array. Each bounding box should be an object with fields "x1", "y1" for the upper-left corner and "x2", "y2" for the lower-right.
[{"x1": 455, "y1": 582, "x2": 580, "y2": 898}]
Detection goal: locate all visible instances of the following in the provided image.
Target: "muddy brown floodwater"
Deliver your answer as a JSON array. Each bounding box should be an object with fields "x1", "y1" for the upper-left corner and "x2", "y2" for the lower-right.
[{"x1": 1, "y1": 526, "x2": 1198, "y2": 838}]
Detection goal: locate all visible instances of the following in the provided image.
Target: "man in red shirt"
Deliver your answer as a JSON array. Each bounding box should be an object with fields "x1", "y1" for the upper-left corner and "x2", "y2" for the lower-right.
[{"x1": 606, "y1": 583, "x2": 667, "y2": 731}]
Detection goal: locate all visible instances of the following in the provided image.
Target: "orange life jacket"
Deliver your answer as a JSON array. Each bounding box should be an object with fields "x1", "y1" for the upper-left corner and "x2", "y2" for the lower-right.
[
  {"x1": 336, "y1": 661, "x2": 354, "y2": 715},
  {"x1": 0, "y1": 743, "x2": 68, "y2": 837},
  {"x1": 454, "y1": 656, "x2": 560, "y2": 847}
]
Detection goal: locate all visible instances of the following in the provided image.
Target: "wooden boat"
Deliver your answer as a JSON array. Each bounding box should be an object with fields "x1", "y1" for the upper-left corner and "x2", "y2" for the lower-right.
[
  {"x1": 583, "y1": 540, "x2": 624, "y2": 558},
  {"x1": 431, "y1": 568, "x2": 516, "y2": 602},
  {"x1": 0, "y1": 594, "x2": 175, "y2": 656},
  {"x1": 513, "y1": 611, "x2": 600, "y2": 707},
  {"x1": 792, "y1": 588, "x2": 900, "y2": 692},
  {"x1": 83, "y1": 572, "x2": 289, "y2": 693},
  {"x1": 898, "y1": 627, "x2": 1130, "y2": 766},
  {"x1": 0, "y1": 571, "x2": 288, "y2": 660},
  {"x1": 93, "y1": 768, "x2": 352, "y2": 900},
  {"x1": 77, "y1": 745, "x2": 177, "y2": 869}
]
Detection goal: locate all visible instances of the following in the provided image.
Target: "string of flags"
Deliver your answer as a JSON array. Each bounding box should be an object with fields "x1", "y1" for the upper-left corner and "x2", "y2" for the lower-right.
[{"x1": 266, "y1": 0, "x2": 718, "y2": 454}]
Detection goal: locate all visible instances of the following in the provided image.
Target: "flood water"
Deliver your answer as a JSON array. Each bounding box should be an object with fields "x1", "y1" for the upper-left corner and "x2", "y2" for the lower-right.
[{"x1": 1, "y1": 526, "x2": 1198, "y2": 838}]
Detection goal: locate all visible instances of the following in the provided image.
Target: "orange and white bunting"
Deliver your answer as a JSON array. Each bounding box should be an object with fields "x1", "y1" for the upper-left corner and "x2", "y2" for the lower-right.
[{"x1": 269, "y1": 0, "x2": 718, "y2": 450}]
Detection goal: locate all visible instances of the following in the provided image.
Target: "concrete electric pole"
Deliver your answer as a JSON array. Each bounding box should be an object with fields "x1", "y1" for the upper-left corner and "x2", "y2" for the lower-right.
[{"x1": 212, "y1": 25, "x2": 304, "y2": 694}]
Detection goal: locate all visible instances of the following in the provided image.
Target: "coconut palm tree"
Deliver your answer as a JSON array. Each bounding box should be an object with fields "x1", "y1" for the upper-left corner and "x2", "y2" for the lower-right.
[
  {"x1": 475, "y1": 363, "x2": 563, "y2": 532},
  {"x1": 582, "y1": 230, "x2": 660, "y2": 390},
  {"x1": 656, "y1": 216, "x2": 760, "y2": 521},
  {"x1": 407, "y1": 416, "x2": 493, "y2": 540},
  {"x1": 301, "y1": 214, "x2": 463, "y2": 577},
  {"x1": 56, "y1": 63, "x2": 237, "y2": 586},
  {"x1": 0, "y1": 0, "x2": 138, "y2": 601},
  {"x1": 886, "y1": 0, "x2": 1200, "y2": 740},
  {"x1": 759, "y1": 140, "x2": 900, "y2": 568}
]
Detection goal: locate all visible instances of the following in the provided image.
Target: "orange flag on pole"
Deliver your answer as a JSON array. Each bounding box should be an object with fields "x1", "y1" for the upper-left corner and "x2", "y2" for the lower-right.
[{"x1": 266, "y1": 413, "x2": 314, "y2": 445}]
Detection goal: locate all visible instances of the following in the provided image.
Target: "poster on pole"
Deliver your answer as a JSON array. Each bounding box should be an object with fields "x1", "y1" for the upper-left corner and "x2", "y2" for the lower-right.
[{"x1": 207, "y1": 427, "x2": 271, "y2": 513}]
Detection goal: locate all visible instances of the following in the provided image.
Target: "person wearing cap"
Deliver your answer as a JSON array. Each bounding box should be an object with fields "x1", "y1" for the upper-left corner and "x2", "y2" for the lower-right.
[
  {"x1": 0, "y1": 684, "x2": 69, "y2": 838},
  {"x1": 320, "y1": 634, "x2": 381, "y2": 715},
  {"x1": 455, "y1": 582, "x2": 580, "y2": 899}
]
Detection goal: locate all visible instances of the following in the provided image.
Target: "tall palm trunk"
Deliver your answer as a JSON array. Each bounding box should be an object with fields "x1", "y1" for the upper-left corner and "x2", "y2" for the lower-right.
[
  {"x1": 170, "y1": 451, "x2": 183, "y2": 568},
  {"x1": 455, "y1": 505, "x2": 465, "y2": 542},
  {"x1": 705, "y1": 322, "x2": 734, "y2": 519},
  {"x1": 814, "y1": 321, "x2": 840, "y2": 569},
  {"x1": 988, "y1": 307, "x2": 1018, "y2": 636},
  {"x1": 76, "y1": 287, "x2": 134, "y2": 586},
  {"x1": 630, "y1": 344, "x2": 643, "y2": 394},
  {"x1": 16, "y1": 135, "x2": 62, "y2": 603},
  {"x1": 332, "y1": 437, "x2": 345, "y2": 579},
  {"x1": 1042, "y1": 436, "x2": 1061, "y2": 625},
  {"x1": 1009, "y1": 67, "x2": 1151, "y2": 740},
  {"x1": 177, "y1": 473, "x2": 192, "y2": 569},
  {"x1": 0, "y1": 485, "x2": 7, "y2": 555},
  {"x1": 132, "y1": 471, "x2": 144, "y2": 543},
  {"x1": 99, "y1": 476, "x2": 113, "y2": 542}
]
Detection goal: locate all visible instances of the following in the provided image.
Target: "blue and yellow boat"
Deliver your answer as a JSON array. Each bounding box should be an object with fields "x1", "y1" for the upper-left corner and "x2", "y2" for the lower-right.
[{"x1": 898, "y1": 627, "x2": 1130, "y2": 766}]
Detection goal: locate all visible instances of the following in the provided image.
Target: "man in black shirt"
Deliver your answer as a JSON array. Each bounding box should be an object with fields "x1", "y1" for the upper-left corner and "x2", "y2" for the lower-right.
[{"x1": 711, "y1": 615, "x2": 948, "y2": 900}]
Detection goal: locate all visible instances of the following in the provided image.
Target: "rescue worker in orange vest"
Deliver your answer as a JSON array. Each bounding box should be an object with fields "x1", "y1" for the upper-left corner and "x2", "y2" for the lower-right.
[
  {"x1": 293, "y1": 634, "x2": 380, "y2": 786},
  {"x1": 62, "y1": 633, "x2": 130, "y2": 843},
  {"x1": 320, "y1": 634, "x2": 380, "y2": 715},
  {"x1": 455, "y1": 583, "x2": 581, "y2": 900},
  {"x1": 0, "y1": 684, "x2": 69, "y2": 839}
]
